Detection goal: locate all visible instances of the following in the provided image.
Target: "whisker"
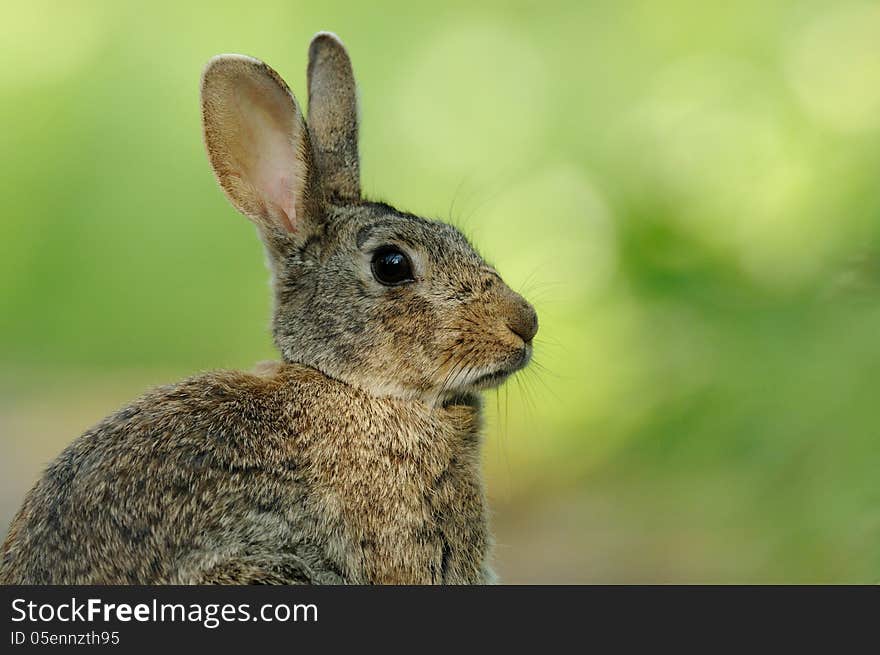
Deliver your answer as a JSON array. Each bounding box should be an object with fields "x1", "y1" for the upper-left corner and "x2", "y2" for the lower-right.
[
  {"x1": 528, "y1": 358, "x2": 565, "y2": 381},
  {"x1": 525, "y1": 363, "x2": 562, "y2": 404}
]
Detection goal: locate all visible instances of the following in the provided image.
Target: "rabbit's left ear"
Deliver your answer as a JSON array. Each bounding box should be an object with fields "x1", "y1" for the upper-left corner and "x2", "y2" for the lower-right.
[
  {"x1": 307, "y1": 32, "x2": 360, "y2": 201},
  {"x1": 201, "y1": 54, "x2": 316, "y2": 236}
]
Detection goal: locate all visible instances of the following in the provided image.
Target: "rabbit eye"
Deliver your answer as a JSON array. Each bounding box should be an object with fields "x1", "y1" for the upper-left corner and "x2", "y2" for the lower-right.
[{"x1": 371, "y1": 246, "x2": 414, "y2": 286}]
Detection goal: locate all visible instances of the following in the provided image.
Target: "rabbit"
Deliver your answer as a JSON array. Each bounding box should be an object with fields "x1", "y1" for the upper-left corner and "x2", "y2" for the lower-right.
[{"x1": 0, "y1": 32, "x2": 538, "y2": 585}]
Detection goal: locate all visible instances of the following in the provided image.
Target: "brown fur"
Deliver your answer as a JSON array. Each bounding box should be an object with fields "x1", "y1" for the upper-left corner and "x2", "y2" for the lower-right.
[
  {"x1": 1, "y1": 366, "x2": 488, "y2": 583},
  {"x1": 307, "y1": 32, "x2": 360, "y2": 200},
  {"x1": 0, "y1": 33, "x2": 536, "y2": 585}
]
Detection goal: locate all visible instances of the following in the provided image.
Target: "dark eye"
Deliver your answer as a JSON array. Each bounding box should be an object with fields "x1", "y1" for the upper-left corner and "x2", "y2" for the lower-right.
[{"x1": 371, "y1": 246, "x2": 414, "y2": 286}]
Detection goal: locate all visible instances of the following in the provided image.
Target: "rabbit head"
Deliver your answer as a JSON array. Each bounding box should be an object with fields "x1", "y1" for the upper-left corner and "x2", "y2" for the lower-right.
[{"x1": 201, "y1": 32, "x2": 537, "y2": 404}]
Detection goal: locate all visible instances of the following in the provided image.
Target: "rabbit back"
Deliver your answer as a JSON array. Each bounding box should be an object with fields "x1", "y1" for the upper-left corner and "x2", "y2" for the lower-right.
[{"x1": 0, "y1": 364, "x2": 491, "y2": 584}]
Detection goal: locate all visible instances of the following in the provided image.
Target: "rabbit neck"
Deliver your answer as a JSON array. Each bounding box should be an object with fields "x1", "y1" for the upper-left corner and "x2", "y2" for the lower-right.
[{"x1": 275, "y1": 363, "x2": 491, "y2": 583}]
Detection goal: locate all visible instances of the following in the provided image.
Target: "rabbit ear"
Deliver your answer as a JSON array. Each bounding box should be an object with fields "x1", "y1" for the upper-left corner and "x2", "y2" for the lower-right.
[
  {"x1": 201, "y1": 55, "x2": 315, "y2": 235},
  {"x1": 307, "y1": 32, "x2": 360, "y2": 201}
]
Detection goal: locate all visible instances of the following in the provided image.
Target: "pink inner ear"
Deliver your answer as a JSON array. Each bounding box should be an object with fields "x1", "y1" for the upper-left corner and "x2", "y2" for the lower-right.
[{"x1": 229, "y1": 72, "x2": 305, "y2": 233}]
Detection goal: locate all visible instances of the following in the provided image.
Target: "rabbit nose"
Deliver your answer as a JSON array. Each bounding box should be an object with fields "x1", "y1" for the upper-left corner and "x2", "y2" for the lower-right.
[{"x1": 506, "y1": 299, "x2": 538, "y2": 344}]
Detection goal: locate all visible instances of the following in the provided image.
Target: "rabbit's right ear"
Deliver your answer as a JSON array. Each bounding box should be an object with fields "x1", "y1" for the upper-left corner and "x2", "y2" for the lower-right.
[
  {"x1": 201, "y1": 55, "x2": 315, "y2": 235},
  {"x1": 307, "y1": 33, "x2": 360, "y2": 201}
]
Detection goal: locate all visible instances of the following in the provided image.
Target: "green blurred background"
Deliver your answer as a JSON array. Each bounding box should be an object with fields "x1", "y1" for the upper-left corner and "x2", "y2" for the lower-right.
[{"x1": 2, "y1": 0, "x2": 880, "y2": 582}]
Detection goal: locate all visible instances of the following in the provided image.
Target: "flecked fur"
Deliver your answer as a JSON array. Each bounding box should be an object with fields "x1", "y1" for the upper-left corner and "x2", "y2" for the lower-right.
[{"x1": 0, "y1": 33, "x2": 537, "y2": 585}]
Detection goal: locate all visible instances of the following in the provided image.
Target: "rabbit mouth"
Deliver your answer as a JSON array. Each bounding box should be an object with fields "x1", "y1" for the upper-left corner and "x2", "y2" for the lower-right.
[
  {"x1": 470, "y1": 368, "x2": 514, "y2": 388},
  {"x1": 470, "y1": 370, "x2": 513, "y2": 387},
  {"x1": 463, "y1": 344, "x2": 532, "y2": 390}
]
